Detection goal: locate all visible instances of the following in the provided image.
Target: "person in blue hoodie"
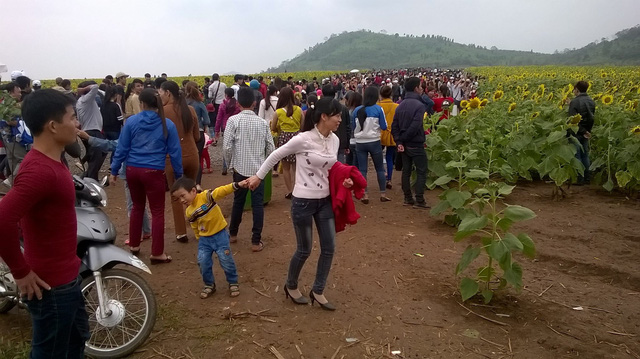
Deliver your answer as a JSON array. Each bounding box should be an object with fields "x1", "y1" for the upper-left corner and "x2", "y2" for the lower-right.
[
  {"x1": 351, "y1": 86, "x2": 389, "y2": 204},
  {"x1": 76, "y1": 130, "x2": 153, "y2": 245},
  {"x1": 110, "y1": 88, "x2": 183, "y2": 264}
]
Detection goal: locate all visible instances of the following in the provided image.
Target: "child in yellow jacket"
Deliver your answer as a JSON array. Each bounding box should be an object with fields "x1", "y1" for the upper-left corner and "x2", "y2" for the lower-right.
[{"x1": 171, "y1": 177, "x2": 248, "y2": 298}]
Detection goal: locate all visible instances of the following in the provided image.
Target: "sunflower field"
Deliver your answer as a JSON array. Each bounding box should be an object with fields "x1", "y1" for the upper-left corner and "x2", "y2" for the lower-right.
[
  {"x1": 39, "y1": 71, "x2": 341, "y2": 89},
  {"x1": 426, "y1": 66, "x2": 640, "y2": 303},
  {"x1": 427, "y1": 66, "x2": 640, "y2": 193}
]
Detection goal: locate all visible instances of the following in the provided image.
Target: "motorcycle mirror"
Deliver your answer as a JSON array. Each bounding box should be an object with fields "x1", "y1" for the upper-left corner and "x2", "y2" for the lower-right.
[{"x1": 100, "y1": 175, "x2": 109, "y2": 187}]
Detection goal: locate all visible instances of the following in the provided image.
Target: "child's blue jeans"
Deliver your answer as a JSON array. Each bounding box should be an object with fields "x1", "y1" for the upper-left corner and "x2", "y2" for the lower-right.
[{"x1": 197, "y1": 229, "x2": 238, "y2": 287}]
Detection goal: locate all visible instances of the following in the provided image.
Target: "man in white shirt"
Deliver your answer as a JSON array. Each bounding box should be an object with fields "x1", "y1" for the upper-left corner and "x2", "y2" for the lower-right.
[
  {"x1": 223, "y1": 87, "x2": 275, "y2": 252},
  {"x1": 230, "y1": 74, "x2": 244, "y2": 99},
  {"x1": 208, "y1": 73, "x2": 227, "y2": 115}
]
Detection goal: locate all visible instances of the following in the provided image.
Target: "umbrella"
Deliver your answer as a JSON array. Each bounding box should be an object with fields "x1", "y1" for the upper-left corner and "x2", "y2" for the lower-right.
[{"x1": 350, "y1": 69, "x2": 360, "y2": 73}]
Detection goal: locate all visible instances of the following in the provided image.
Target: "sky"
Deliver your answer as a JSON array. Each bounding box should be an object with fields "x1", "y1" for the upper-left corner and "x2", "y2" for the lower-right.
[{"x1": 0, "y1": 0, "x2": 638, "y2": 80}]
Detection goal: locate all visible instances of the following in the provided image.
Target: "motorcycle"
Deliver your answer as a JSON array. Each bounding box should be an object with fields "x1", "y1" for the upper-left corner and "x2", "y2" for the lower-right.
[{"x1": 0, "y1": 175, "x2": 157, "y2": 358}]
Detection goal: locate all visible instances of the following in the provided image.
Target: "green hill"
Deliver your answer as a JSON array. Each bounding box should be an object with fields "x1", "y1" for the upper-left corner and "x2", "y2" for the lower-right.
[{"x1": 267, "y1": 26, "x2": 640, "y2": 72}]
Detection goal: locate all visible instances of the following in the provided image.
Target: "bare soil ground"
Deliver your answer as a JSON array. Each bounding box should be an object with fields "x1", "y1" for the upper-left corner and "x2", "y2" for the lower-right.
[{"x1": 1, "y1": 145, "x2": 640, "y2": 359}]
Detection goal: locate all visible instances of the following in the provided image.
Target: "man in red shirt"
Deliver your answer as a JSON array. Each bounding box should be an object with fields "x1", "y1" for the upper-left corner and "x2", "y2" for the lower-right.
[{"x1": 0, "y1": 89, "x2": 90, "y2": 357}]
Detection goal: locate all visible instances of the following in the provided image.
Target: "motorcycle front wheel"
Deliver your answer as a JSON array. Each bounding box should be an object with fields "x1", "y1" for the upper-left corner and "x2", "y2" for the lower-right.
[{"x1": 81, "y1": 268, "x2": 157, "y2": 358}]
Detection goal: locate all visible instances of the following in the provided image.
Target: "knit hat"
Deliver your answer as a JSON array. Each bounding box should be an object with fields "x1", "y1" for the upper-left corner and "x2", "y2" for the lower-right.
[{"x1": 249, "y1": 79, "x2": 260, "y2": 89}]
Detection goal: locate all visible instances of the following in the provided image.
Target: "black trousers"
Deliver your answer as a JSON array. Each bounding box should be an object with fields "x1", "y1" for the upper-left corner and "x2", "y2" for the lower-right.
[{"x1": 81, "y1": 130, "x2": 107, "y2": 180}]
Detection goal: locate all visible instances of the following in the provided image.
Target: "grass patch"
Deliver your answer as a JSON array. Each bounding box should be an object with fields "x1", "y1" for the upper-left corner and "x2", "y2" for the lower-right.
[{"x1": 0, "y1": 336, "x2": 30, "y2": 359}]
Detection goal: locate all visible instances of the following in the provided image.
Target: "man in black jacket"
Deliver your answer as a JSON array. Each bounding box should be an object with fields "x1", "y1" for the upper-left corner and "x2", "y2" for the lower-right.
[
  {"x1": 322, "y1": 85, "x2": 351, "y2": 163},
  {"x1": 568, "y1": 81, "x2": 595, "y2": 185},
  {"x1": 391, "y1": 77, "x2": 428, "y2": 208}
]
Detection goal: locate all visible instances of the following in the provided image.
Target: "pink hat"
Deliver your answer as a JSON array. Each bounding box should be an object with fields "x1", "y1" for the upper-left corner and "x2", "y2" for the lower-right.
[{"x1": 316, "y1": 89, "x2": 322, "y2": 96}]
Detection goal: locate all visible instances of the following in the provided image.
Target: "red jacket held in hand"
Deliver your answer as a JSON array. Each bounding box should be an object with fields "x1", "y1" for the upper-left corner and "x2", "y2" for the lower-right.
[{"x1": 328, "y1": 162, "x2": 367, "y2": 233}]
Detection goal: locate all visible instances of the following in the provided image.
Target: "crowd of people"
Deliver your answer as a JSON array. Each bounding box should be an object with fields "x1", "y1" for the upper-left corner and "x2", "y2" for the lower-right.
[{"x1": 0, "y1": 65, "x2": 596, "y2": 357}]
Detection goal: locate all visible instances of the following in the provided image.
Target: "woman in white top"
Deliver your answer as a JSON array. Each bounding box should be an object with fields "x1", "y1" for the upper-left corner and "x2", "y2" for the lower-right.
[
  {"x1": 258, "y1": 85, "x2": 278, "y2": 121},
  {"x1": 247, "y1": 97, "x2": 353, "y2": 311}
]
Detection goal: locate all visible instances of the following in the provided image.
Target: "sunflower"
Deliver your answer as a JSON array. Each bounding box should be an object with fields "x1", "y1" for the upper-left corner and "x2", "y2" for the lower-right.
[
  {"x1": 508, "y1": 103, "x2": 517, "y2": 113},
  {"x1": 626, "y1": 100, "x2": 638, "y2": 111},
  {"x1": 536, "y1": 84, "x2": 545, "y2": 97},
  {"x1": 547, "y1": 92, "x2": 554, "y2": 101},
  {"x1": 460, "y1": 109, "x2": 468, "y2": 116},
  {"x1": 600, "y1": 72, "x2": 607, "y2": 78},
  {"x1": 531, "y1": 112, "x2": 540, "y2": 119},
  {"x1": 493, "y1": 90, "x2": 504, "y2": 101},
  {"x1": 602, "y1": 94, "x2": 614, "y2": 105},
  {"x1": 460, "y1": 99, "x2": 469, "y2": 109},
  {"x1": 568, "y1": 114, "x2": 582, "y2": 125},
  {"x1": 480, "y1": 99, "x2": 488, "y2": 107},
  {"x1": 522, "y1": 91, "x2": 530, "y2": 99},
  {"x1": 630, "y1": 126, "x2": 640, "y2": 136},
  {"x1": 469, "y1": 97, "x2": 481, "y2": 109}
]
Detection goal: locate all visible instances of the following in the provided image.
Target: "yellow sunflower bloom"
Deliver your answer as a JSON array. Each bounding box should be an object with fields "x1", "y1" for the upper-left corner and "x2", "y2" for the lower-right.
[
  {"x1": 480, "y1": 99, "x2": 488, "y2": 107},
  {"x1": 602, "y1": 95, "x2": 614, "y2": 105},
  {"x1": 569, "y1": 114, "x2": 582, "y2": 125},
  {"x1": 460, "y1": 99, "x2": 469, "y2": 109},
  {"x1": 493, "y1": 90, "x2": 504, "y2": 101},
  {"x1": 508, "y1": 103, "x2": 517, "y2": 113},
  {"x1": 460, "y1": 109, "x2": 468, "y2": 116},
  {"x1": 630, "y1": 126, "x2": 640, "y2": 136},
  {"x1": 547, "y1": 93, "x2": 554, "y2": 101},
  {"x1": 531, "y1": 112, "x2": 540, "y2": 119},
  {"x1": 469, "y1": 97, "x2": 481, "y2": 109},
  {"x1": 536, "y1": 84, "x2": 545, "y2": 97}
]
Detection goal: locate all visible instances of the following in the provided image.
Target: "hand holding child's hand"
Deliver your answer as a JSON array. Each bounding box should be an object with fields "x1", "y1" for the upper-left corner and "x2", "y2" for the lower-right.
[
  {"x1": 237, "y1": 180, "x2": 249, "y2": 189},
  {"x1": 247, "y1": 176, "x2": 262, "y2": 191},
  {"x1": 343, "y1": 178, "x2": 353, "y2": 188}
]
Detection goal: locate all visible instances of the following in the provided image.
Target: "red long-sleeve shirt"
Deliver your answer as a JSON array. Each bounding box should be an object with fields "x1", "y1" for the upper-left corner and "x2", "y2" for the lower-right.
[{"x1": 0, "y1": 149, "x2": 80, "y2": 287}]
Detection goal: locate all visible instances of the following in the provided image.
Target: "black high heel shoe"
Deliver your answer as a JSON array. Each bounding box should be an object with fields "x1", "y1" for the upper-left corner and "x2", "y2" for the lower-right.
[
  {"x1": 309, "y1": 291, "x2": 336, "y2": 311},
  {"x1": 284, "y1": 285, "x2": 308, "y2": 305}
]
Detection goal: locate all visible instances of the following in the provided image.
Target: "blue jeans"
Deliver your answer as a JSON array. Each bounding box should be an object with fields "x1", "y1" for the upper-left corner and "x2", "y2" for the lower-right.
[
  {"x1": 356, "y1": 140, "x2": 387, "y2": 193},
  {"x1": 229, "y1": 171, "x2": 264, "y2": 244},
  {"x1": 385, "y1": 146, "x2": 397, "y2": 181},
  {"x1": 24, "y1": 276, "x2": 90, "y2": 359},
  {"x1": 125, "y1": 179, "x2": 151, "y2": 234},
  {"x1": 287, "y1": 196, "x2": 335, "y2": 294},
  {"x1": 198, "y1": 230, "x2": 239, "y2": 286},
  {"x1": 401, "y1": 147, "x2": 427, "y2": 204},
  {"x1": 574, "y1": 136, "x2": 590, "y2": 182}
]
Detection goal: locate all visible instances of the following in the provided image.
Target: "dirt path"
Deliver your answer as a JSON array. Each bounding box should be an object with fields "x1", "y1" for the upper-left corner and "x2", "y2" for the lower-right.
[{"x1": 1, "y1": 146, "x2": 639, "y2": 358}]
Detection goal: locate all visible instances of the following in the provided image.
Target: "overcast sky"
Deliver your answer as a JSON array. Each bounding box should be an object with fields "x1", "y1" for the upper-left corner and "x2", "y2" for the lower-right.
[{"x1": 1, "y1": 0, "x2": 638, "y2": 80}]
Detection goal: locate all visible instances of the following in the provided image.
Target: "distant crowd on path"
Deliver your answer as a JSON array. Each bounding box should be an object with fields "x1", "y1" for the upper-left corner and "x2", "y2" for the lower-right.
[{"x1": 0, "y1": 67, "x2": 595, "y2": 355}]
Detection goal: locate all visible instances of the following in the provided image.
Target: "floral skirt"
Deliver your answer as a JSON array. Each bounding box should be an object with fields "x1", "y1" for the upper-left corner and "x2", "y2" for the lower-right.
[{"x1": 277, "y1": 131, "x2": 299, "y2": 162}]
